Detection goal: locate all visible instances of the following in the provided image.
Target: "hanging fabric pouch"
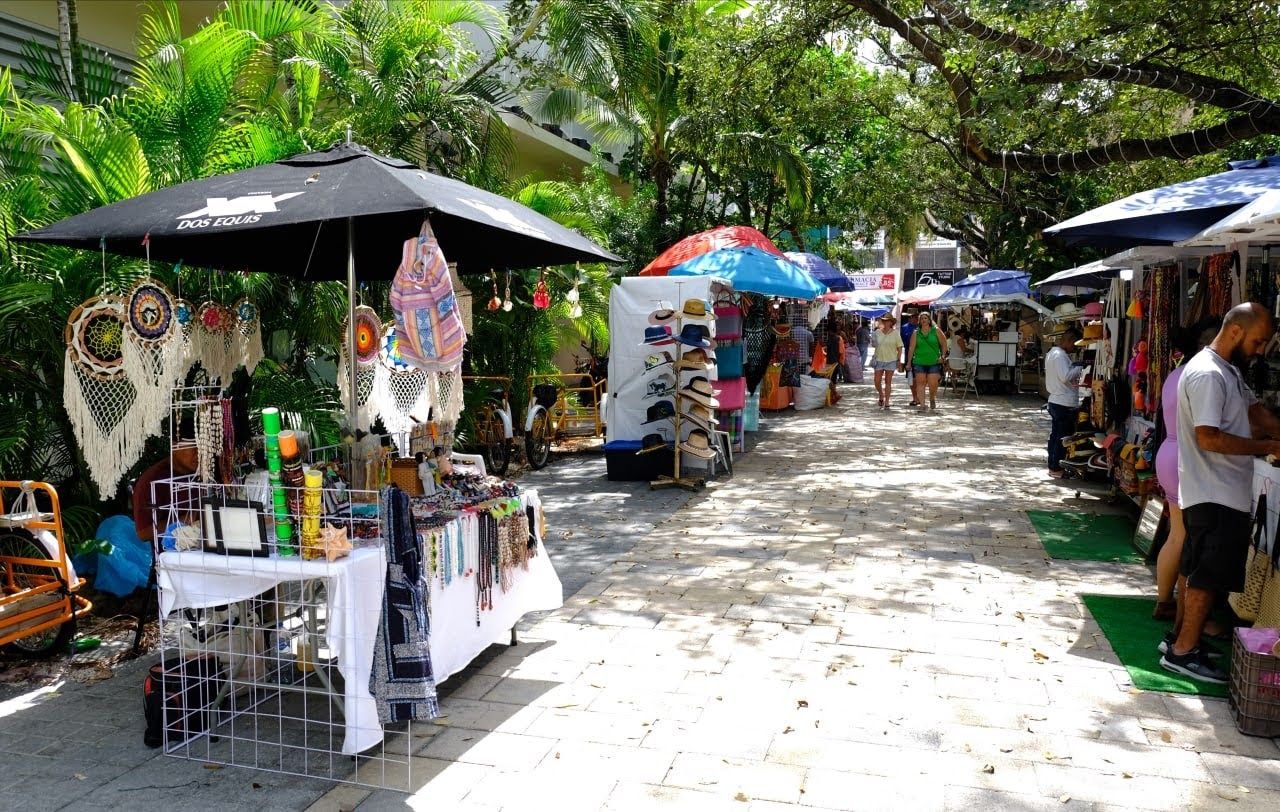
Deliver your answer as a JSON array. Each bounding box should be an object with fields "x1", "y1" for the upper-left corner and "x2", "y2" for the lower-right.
[{"x1": 390, "y1": 220, "x2": 466, "y2": 372}]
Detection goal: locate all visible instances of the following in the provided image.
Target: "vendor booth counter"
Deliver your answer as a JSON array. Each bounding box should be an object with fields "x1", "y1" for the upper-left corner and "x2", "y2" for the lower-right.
[
  {"x1": 152, "y1": 475, "x2": 562, "y2": 789},
  {"x1": 973, "y1": 338, "x2": 1020, "y2": 392}
]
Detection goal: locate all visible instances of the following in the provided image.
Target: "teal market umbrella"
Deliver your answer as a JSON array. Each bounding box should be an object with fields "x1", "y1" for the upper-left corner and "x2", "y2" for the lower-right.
[{"x1": 668, "y1": 246, "x2": 826, "y2": 299}]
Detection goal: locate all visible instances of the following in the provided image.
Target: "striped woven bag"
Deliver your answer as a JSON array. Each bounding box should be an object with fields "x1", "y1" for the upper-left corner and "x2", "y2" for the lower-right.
[{"x1": 389, "y1": 220, "x2": 466, "y2": 372}]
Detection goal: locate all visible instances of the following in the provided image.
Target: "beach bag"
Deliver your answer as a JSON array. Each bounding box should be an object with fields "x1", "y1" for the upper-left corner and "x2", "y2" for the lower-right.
[
  {"x1": 390, "y1": 220, "x2": 466, "y2": 372},
  {"x1": 1231, "y1": 495, "x2": 1279, "y2": 623}
]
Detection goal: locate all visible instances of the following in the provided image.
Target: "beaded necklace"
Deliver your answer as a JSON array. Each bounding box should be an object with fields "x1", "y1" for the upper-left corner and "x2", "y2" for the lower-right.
[{"x1": 194, "y1": 399, "x2": 222, "y2": 483}]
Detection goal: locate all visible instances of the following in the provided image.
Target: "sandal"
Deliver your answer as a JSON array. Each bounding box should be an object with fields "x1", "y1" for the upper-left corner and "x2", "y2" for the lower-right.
[{"x1": 1151, "y1": 600, "x2": 1177, "y2": 621}]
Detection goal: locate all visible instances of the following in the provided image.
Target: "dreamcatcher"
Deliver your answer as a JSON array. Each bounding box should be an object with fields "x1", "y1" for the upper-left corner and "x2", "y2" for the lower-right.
[
  {"x1": 63, "y1": 296, "x2": 147, "y2": 494},
  {"x1": 173, "y1": 298, "x2": 197, "y2": 377},
  {"x1": 120, "y1": 278, "x2": 182, "y2": 450},
  {"x1": 338, "y1": 305, "x2": 383, "y2": 430},
  {"x1": 372, "y1": 323, "x2": 436, "y2": 439},
  {"x1": 195, "y1": 301, "x2": 237, "y2": 383},
  {"x1": 233, "y1": 298, "x2": 265, "y2": 375}
]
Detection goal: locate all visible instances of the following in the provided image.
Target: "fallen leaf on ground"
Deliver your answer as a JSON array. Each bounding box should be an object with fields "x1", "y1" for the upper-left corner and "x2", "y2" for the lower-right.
[
  {"x1": 797, "y1": 700, "x2": 809, "y2": 708},
  {"x1": 1033, "y1": 652, "x2": 1050, "y2": 660},
  {"x1": 981, "y1": 764, "x2": 995, "y2": 774},
  {"x1": 1122, "y1": 773, "x2": 1133, "y2": 779},
  {"x1": 999, "y1": 746, "x2": 1014, "y2": 753},
  {"x1": 734, "y1": 792, "x2": 749, "y2": 802},
  {"x1": 73, "y1": 774, "x2": 87, "y2": 781},
  {"x1": 203, "y1": 764, "x2": 223, "y2": 770},
  {"x1": 1059, "y1": 794, "x2": 1070, "y2": 803},
  {"x1": 782, "y1": 726, "x2": 794, "y2": 734},
  {"x1": 1215, "y1": 790, "x2": 1239, "y2": 801},
  {"x1": 1160, "y1": 731, "x2": 1172, "y2": 743}
]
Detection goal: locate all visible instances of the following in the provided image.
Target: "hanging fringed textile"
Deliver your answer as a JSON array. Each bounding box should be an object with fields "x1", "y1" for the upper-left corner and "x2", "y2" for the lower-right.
[
  {"x1": 1206, "y1": 251, "x2": 1236, "y2": 317},
  {"x1": 195, "y1": 301, "x2": 236, "y2": 383},
  {"x1": 172, "y1": 298, "x2": 198, "y2": 379},
  {"x1": 338, "y1": 305, "x2": 383, "y2": 430},
  {"x1": 373, "y1": 323, "x2": 435, "y2": 439},
  {"x1": 64, "y1": 296, "x2": 150, "y2": 495},
  {"x1": 1143, "y1": 264, "x2": 1178, "y2": 420},
  {"x1": 233, "y1": 298, "x2": 265, "y2": 375},
  {"x1": 432, "y1": 367, "x2": 464, "y2": 424},
  {"x1": 120, "y1": 279, "x2": 182, "y2": 445}
]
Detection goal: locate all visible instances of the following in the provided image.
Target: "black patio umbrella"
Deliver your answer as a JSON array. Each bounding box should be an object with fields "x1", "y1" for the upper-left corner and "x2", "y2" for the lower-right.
[
  {"x1": 13, "y1": 142, "x2": 622, "y2": 279},
  {"x1": 15, "y1": 142, "x2": 623, "y2": 419}
]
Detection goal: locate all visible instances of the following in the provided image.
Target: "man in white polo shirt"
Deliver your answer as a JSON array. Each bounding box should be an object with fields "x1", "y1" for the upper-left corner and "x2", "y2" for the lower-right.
[
  {"x1": 1044, "y1": 326, "x2": 1083, "y2": 478},
  {"x1": 1163, "y1": 303, "x2": 1280, "y2": 683}
]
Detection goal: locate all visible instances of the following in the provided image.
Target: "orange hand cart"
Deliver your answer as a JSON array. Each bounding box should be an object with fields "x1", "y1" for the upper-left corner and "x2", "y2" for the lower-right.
[{"x1": 0, "y1": 480, "x2": 92, "y2": 658}]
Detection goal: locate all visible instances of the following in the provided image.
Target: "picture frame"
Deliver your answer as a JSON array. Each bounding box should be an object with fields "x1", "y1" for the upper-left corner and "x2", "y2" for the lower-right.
[
  {"x1": 1133, "y1": 495, "x2": 1168, "y2": 560},
  {"x1": 202, "y1": 498, "x2": 269, "y2": 557}
]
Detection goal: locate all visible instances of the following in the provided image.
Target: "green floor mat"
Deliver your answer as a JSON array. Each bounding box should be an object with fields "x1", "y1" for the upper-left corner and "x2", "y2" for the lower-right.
[
  {"x1": 1026, "y1": 510, "x2": 1144, "y2": 563},
  {"x1": 1082, "y1": 594, "x2": 1228, "y2": 698}
]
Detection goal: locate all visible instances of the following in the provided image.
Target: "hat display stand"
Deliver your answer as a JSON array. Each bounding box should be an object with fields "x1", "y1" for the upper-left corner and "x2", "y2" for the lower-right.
[{"x1": 604, "y1": 276, "x2": 730, "y2": 482}]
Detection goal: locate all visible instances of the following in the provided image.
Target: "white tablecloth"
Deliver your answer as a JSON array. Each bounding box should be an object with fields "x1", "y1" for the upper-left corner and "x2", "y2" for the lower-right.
[
  {"x1": 155, "y1": 489, "x2": 565, "y2": 755},
  {"x1": 157, "y1": 545, "x2": 387, "y2": 755}
]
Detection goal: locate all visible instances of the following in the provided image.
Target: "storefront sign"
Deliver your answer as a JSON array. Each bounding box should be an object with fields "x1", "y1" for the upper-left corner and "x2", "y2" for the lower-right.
[
  {"x1": 904, "y1": 268, "x2": 958, "y2": 289},
  {"x1": 849, "y1": 272, "x2": 896, "y2": 291}
]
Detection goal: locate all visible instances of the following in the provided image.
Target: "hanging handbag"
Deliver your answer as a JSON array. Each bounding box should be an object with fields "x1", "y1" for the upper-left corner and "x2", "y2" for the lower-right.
[
  {"x1": 1229, "y1": 494, "x2": 1271, "y2": 622},
  {"x1": 389, "y1": 219, "x2": 466, "y2": 372}
]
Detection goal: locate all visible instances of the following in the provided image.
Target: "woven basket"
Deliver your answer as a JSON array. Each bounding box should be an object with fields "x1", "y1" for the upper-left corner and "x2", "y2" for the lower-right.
[{"x1": 387, "y1": 458, "x2": 424, "y2": 496}]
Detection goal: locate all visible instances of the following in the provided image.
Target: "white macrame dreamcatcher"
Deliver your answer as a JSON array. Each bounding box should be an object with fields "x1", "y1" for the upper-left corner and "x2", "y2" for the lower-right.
[
  {"x1": 431, "y1": 365, "x2": 464, "y2": 424},
  {"x1": 121, "y1": 279, "x2": 183, "y2": 443},
  {"x1": 338, "y1": 305, "x2": 383, "y2": 431},
  {"x1": 64, "y1": 296, "x2": 150, "y2": 494},
  {"x1": 373, "y1": 322, "x2": 437, "y2": 440},
  {"x1": 233, "y1": 298, "x2": 265, "y2": 376},
  {"x1": 195, "y1": 301, "x2": 236, "y2": 384},
  {"x1": 172, "y1": 298, "x2": 198, "y2": 379}
]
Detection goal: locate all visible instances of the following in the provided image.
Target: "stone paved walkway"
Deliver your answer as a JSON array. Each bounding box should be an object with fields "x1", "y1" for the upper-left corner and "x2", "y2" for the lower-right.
[{"x1": 3, "y1": 383, "x2": 1279, "y2": 810}]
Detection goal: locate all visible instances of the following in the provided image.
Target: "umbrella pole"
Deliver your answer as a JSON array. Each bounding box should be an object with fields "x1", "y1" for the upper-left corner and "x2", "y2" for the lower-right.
[{"x1": 346, "y1": 217, "x2": 358, "y2": 430}]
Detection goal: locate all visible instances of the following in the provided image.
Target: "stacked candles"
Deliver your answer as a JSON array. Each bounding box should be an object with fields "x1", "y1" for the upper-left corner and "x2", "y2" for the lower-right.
[
  {"x1": 279, "y1": 431, "x2": 306, "y2": 521},
  {"x1": 262, "y1": 407, "x2": 296, "y2": 556},
  {"x1": 302, "y1": 469, "x2": 323, "y2": 560}
]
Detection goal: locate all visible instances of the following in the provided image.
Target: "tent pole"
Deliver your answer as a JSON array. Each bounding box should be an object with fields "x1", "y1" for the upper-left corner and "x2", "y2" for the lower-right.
[{"x1": 347, "y1": 217, "x2": 358, "y2": 427}]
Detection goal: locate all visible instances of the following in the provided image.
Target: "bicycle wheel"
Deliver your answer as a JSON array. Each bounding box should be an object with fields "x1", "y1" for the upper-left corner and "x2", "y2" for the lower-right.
[
  {"x1": 0, "y1": 528, "x2": 76, "y2": 658},
  {"x1": 525, "y1": 410, "x2": 553, "y2": 470},
  {"x1": 483, "y1": 413, "x2": 511, "y2": 476}
]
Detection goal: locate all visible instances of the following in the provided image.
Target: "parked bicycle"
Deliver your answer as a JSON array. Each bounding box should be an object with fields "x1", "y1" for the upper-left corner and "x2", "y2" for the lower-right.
[
  {"x1": 524, "y1": 371, "x2": 607, "y2": 470},
  {"x1": 459, "y1": 376, "x2": 514, "y2": 476}
]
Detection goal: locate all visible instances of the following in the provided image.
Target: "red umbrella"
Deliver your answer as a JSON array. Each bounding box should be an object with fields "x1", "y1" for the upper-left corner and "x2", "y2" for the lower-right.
[{"x1": 639, "y1": 225, "x2": 785, "y2": 276}]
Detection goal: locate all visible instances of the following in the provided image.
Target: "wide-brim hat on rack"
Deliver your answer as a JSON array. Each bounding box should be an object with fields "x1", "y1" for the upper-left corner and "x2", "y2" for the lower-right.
[
  {"x1": 681, "y1": 376, "x2": 721, "y2": 407},
  {"x1": 681, "y1": 298, "x2": 715, "y2": 321},
  {"x1": 1078, "y1": 302, "x2": 1103, "y2": 320},
  {"x1": 677, "y1": 347, "x2": 715, "y2": 370},
  {"x1": 644, "y1": 351, "x2": 674, "y2": 371},
  {"x1": 1075, "y1": 321, "x2": 1104, "y2": 347},
  {"x1": 642, "y1": 433, "x2": 670, "y2": 451},
  {"x1": 641, "y1": 325, "x2": 675, "y2": 345},
  {"x1": 1052, "y1": 302, "x2": 1083, "y2": 321},
  {"x1": 683, "y1": 401, "x2": 715, "y2": 424},
  {"x1": 672, "y1": 323, "x2": 713, "y2": 348},
  {"x1": 648, "y1": 302, "x2": 677, "y2": 325},
  {"x1": 680, "y1": 429, "x2": 718, "y2": 459},
  {"x1": 643, "y1": 372, "x2": 676, "y2": 398},
  {"x1": 642, "y1": 399, "x2": 675, "y2": 423},
  {"x1": 677, "y1": 405, "x2": 716, "y2": 435}
]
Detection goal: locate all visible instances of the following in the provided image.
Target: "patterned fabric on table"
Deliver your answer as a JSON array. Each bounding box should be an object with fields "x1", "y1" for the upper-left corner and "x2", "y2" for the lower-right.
[{"x1": 370, "y1": 485, "x2": 439, "y2": 723}]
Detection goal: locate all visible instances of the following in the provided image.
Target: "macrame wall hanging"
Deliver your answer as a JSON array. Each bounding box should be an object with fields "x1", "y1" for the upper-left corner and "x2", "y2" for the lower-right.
[
  {"x1": 64, "y1": 296, "x2": 145, "y2": 495},
  {"x1": 195, "y1": 301, "x2": 236, "y2": 384},
  {"x1": 372, "y1": 323, "x2": 436, "y2": 440},
  {"x1": 339, "y1": 304, "x2": 383, "y2": 430},
  {"x1": 233, "y1": 298, "x2": 265, "y2": 376},
  {"x1": 121, "y1": 278, "x2": 182, "y2": 444}
]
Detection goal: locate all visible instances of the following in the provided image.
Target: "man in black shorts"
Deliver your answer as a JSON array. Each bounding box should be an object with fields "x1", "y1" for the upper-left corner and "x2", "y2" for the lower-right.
[{"x1": 1164, "y1": 303, "x2": 1280, "y2": 683}]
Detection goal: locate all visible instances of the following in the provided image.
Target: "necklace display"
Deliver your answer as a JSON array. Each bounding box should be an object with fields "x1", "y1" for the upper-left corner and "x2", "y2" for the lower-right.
[{"x1": 194, "y1": 399, "x2": 223, "y2": 483}]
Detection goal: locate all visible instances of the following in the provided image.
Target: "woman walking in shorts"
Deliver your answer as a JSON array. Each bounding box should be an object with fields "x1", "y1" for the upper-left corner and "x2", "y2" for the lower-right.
[
  {"x1": 871, "y1": 314, "x2": 904, "y2": 409},
  {"x1": 907, "y1": 312, "x2": 947, "y2": 411}
]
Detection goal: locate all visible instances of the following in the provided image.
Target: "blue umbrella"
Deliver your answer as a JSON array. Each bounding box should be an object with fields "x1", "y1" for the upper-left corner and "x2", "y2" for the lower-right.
[
  {"x1": 934, "y1": 269, "x2": 1031, "y2": 303},
  {"x1": 668, "y1": 246, "x2": 827, "y2": 299},
  {"x1": 783, "y1": 251, "x2": 853, "y2": 292},
  {"x1": 1044, "y1": 157, "x2": 1280, "y2": 249}
]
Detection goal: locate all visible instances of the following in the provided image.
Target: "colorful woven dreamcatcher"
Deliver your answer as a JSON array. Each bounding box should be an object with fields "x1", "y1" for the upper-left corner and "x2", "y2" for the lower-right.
[
  {"x1": 338, "y1": 305, "x2": 383, "y2": 430},
  {"x1": 63, "y1": 296, "x2": 148, "y2": 494},
  {"x1": 233, "y1": 298, "x2": 265, "y2": 376},
  {"x1": 121, "y1": 278, "x2": 182, "y2": 451},
  {"x1": 172, "y1": 298, "x2": 197, "y2": 376},
  {"x1": 372, "y1": 322, "x2": 437, "y2": 440},
  {"x1": 195, "y1": 301, "x2": 237, "y2": 383}
]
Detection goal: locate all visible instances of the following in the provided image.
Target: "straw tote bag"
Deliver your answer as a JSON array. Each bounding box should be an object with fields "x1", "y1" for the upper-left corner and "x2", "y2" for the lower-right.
[{"x1": 1229, "y1": 494, "x2": 1275, "y2": 623}]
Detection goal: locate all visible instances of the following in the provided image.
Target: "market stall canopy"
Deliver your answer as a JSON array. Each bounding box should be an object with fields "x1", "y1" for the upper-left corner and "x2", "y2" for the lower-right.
[
  {"x1": 1034, "y1": 260, "x2": 1124, "y2": 296},
  {"x1": 783, "y1": 252, "x2": 853, "y2": 292},
  {"x1": 1043, "y1": 157, "x2": 1280, "y2": 250},
  {"x1": 1176, "y1": 188, "x2": 1280, "y2": 248},
  {"x1": 933, "y1": 293, "x2": 1053, "y2": 319},
  {"x1": 639, "y1": 225, "x2": 785, "y2": 276},
  {"x1": 13, "y1": 142, "x2": 622, "y2": 280},
  {"x1": 667, "y1": 246, "x2": 826, "y2": 299},
  {"x1": 933, "y1": 269, "x2": 1032, "y2": 303},
  {"x1": 897, "y1": 283, "x2": 952, "y2": 306}
]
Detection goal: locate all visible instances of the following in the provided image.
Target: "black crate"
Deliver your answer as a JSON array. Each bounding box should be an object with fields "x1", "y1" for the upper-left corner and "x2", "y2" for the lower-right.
[{"x1": 604, "y1": 441, "x2": 672, "y2": 481}]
